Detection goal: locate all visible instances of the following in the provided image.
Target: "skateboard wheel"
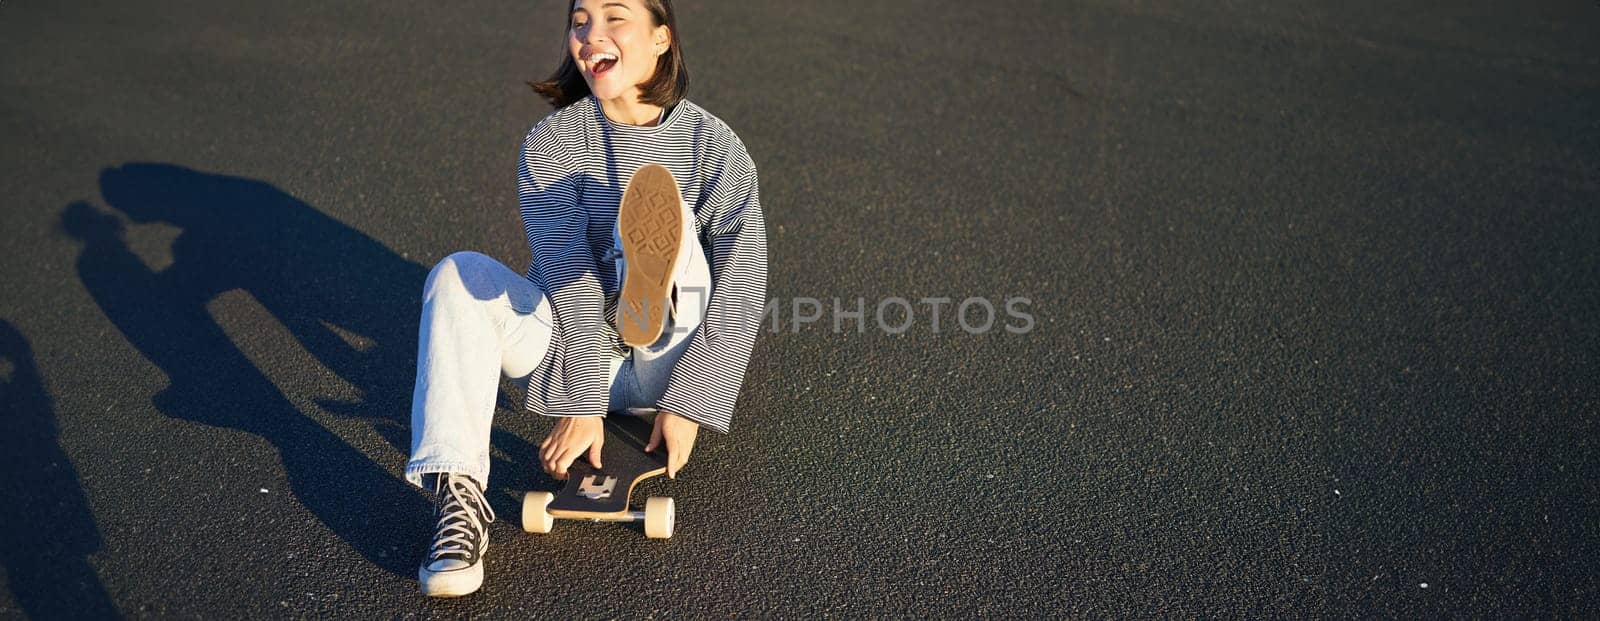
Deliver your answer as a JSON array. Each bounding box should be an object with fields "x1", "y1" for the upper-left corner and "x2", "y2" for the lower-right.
[
  {"x1": 644, "y1": 496, "x2": 674, "y2": 539},
  {"x1": 522, "y1": 491, "x2": 555, "y2": 534}
]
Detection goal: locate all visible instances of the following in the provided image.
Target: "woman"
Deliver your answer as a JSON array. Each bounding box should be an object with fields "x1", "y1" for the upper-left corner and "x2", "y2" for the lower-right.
[{"x1": 405, "y1": 0, "x2": 767, "y2": 597}]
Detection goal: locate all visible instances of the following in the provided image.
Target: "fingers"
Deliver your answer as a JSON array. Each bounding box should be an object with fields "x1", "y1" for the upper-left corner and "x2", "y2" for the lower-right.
[
  {"x1": 540, "y1": 433, "x2": 558, "y2": 476},
  {"x1": 541, "y1": 441, "x2": 563, "y2": 479},
  {"x1": 541, "y1": 438, "x2": 566, "y2": 478},
  {"x1": 661, "y1": 414, "x2": 698, "y2": 479},
  {"x1": 666, "y1": 433, "x2": 693, "y2": 478},
  {"x1": 645, "y1": 414, "x2": 665, "y2": 453},
  {"x1": 540, "y1": 425, "x2": 556, "y2": 463},
  {"x1": 539, "y1": 417, "x2": 604, "y2": 480},
  {"x1": 555, "y1": 444, "x2": 581, "y2": 479},
  {"x1": 588, "y1": 435, "x2": 604, "y2": 470}
]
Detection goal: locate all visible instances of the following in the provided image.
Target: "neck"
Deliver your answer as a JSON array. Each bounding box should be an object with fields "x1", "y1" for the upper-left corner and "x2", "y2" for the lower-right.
[{"x1": 596, "y1": 94, "x2": 665, "y2": 127}]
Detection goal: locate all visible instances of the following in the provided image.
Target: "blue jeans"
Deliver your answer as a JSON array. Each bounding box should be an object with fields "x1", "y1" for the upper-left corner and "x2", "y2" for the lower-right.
[{"x1": 404, "y1": 230, "x2": 709, "y2": 487}]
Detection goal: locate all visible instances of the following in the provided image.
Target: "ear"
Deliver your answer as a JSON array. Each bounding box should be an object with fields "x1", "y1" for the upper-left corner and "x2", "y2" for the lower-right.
[{"x1": 653, "y1": 24, "x2": 671, "y2": 56}]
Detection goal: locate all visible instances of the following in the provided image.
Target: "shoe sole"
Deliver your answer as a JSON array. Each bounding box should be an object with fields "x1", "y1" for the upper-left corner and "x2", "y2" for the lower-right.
[
  {"x1": 419, "y1": 541, "x2": 488, "y2": 598},
  {"x1": 616, "y1": 164, "x2": 684, "y2": 347}
]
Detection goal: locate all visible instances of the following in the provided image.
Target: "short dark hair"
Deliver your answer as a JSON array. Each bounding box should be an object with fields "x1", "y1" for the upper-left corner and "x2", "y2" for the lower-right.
[{"x1": 529, "y1": 0, "x2": 689, "y2": 110}]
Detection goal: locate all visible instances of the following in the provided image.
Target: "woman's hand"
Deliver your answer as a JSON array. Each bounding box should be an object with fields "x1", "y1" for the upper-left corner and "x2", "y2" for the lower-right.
[
  {"x1": 540, "y1": 416, "x2": 605, "y2": 480},
  {"x1": 644, "y1": 411, "x2": 699, "y2": 478}
]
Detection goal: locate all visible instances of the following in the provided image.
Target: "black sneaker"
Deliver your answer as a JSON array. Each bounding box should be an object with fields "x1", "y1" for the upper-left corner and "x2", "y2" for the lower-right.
[{"x1": 418, "y1": 472, "x2": 496, "y2": 597}]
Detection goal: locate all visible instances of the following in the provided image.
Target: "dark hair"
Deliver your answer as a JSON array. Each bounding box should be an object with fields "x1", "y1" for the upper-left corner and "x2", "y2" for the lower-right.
[{"x1": 529, "y1": 0, "x2": 688, "y2": 109}]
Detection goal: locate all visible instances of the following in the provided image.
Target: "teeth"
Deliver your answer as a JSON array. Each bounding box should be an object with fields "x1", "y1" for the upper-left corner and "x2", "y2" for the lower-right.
[{"x1": 586, "y1": 52, "x2": 618, "y2": 64}]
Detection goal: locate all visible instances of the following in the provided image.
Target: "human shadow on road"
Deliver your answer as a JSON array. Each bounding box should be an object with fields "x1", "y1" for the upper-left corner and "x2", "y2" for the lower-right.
[
  {"x1": 0, "y1": 320, "x2": 119, "y2": 618},
  {"x1": 60, "y1": 163, "x2": 438, "y2": 576}
]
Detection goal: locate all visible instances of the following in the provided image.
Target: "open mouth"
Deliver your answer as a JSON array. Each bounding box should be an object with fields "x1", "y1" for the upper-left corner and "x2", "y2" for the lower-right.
[{"x1": 586, "y1": 52, "x2": 618, "y2": 76}]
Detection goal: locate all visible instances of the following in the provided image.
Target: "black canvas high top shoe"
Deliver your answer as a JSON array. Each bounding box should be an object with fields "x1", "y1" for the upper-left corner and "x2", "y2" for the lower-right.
[{"x1": 418, "y1": 472, "x2": 496, "y2": 597}]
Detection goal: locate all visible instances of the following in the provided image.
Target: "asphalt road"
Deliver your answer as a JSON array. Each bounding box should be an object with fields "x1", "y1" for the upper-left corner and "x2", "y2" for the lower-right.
[{"x1": 3, "y1": 0, "x2": 1598, "y2": 617}]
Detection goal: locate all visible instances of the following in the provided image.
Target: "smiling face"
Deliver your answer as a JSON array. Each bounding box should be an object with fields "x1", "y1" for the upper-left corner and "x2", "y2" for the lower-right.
[{"x1": 568, "y1": 0, "x2": 671, "y2": 103}]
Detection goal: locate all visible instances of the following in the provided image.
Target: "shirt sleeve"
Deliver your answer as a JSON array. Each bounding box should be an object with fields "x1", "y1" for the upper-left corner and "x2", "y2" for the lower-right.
[
  {"x1": 517, "y1": 124, "x2": 608, "y2": 417},
  {"x1": 653, "y1": 142, "x2": 768, "y2": 433}
]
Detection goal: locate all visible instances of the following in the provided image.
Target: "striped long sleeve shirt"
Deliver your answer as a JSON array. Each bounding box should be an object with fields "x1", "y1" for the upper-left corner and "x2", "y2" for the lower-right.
[{"x1": 516, "y1": 96, "x2": 767, "y2": 434}]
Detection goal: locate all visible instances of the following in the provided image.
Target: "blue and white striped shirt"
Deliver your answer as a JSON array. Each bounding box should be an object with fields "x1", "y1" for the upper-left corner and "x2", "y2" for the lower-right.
[{"x1": 517, "y1": 96, "x2": 767, "y2": 434}]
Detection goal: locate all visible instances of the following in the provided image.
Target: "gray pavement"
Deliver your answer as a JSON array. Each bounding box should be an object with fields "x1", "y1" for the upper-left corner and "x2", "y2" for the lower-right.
[{"x1": 3, "y1": 0, "x2": 1598, "y2": 617}]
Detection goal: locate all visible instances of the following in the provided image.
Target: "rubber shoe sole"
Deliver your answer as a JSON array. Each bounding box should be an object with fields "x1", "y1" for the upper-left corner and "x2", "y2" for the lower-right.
[
  {"x1": 419, "y1": 541, "x2": 488, "y2": 598},
  {"x1": 616, "y1": 164, "x2": 685, "y2": 347}
]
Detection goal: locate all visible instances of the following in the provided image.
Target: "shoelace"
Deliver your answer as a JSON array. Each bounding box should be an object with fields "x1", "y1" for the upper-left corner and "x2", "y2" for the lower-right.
[{"x1": 429, "y1": 474, "x2": 496, "y2": 563}]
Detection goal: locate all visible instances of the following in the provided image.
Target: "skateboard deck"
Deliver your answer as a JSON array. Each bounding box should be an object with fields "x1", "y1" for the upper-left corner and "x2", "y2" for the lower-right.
[
  {"x1": 523, "y1": 411, "x2": 676, "y2": 538},
  {"x1": 548, "y1": 413, "x2": 665, "y2": 517}
]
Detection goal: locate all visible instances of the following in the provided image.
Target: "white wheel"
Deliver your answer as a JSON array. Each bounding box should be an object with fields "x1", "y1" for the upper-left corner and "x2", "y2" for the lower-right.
[
  {"x1": 644, "y1": 496, "x2": 674, "y2": 539},
  {"x1": 522, "y1": 491, "x2": 554, "y2": 534}
]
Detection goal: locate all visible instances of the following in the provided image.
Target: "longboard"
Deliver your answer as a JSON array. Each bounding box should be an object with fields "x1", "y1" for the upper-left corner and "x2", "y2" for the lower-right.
[{"x1": 522, "y1": 412, "x2": 676, "y2": 539}]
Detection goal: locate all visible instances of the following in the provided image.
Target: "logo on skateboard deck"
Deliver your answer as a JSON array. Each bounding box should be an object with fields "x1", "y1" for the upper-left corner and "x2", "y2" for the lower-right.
[{"x1": 578, "y1": 476, "x2": 618, "y2": 500}]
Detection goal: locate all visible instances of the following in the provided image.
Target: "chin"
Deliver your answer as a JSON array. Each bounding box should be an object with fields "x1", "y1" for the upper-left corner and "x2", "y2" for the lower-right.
[{"x1": 588, "y1": 82, "x2": 628, "y2": 101}]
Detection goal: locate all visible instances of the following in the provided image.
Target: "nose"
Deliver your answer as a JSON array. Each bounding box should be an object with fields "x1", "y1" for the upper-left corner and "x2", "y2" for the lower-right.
[{"x1": 577, "y1": 23, "x2": 605, "y2": 45}]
